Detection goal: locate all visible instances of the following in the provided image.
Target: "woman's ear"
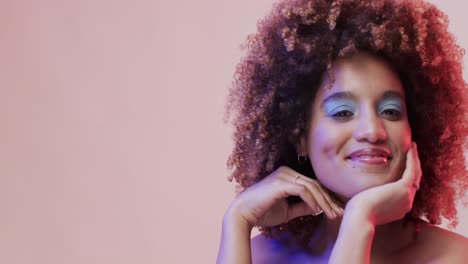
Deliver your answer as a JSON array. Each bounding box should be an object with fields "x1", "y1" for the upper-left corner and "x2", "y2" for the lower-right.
[{"x1": 295, "y1": 135, "x2": 308, "y2": 155}]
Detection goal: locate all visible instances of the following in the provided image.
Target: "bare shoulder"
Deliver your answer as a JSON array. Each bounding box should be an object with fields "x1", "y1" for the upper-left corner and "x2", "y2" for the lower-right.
[{"x1": 414, "y1": 219, "x2": 468, "y2": 262}]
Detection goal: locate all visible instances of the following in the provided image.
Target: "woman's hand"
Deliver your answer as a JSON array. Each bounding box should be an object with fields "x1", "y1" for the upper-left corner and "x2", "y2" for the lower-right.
[
  {"x1": 328, "y1": 142, "x2": 422, "y2": 263},
  {"x1": 226, "y1": 166, "x2": 344, "y2": 229},
  {"x1": 345, "y1": 142, "x2": 422, "y2": 226}
]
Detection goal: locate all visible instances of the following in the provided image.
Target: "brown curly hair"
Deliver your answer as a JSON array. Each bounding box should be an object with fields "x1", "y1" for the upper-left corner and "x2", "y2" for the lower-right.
[{"x1": 224, "y1": 0, "x2": 468, "y2": 246}]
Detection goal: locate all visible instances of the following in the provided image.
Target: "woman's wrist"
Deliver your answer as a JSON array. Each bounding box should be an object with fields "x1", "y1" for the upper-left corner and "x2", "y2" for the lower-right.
[
  {"x1": 223, "y1": 201, "x2": 255, "y2": 232},
  {"x1": 341, "y1": 203, "x2": 376, "y2": 240},
  {"x1": 217, "y1": 203, "x2": 254, "y2": 264},
  {"x1": 344, "y1": 198, "x2": 375, "y2": 224},
  {"x1": 339, "y1": 211, "x2": 375, "y2": 239},
  {"x1": 329, "y1": 204, "x2": 376, "y2": 264}
]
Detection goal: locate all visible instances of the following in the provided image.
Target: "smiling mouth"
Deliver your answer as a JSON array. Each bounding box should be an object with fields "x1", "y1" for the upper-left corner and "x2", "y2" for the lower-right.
[
  {"x1": 347, "y1": 155, "x2": 390, "y2": 165},
  {"x1": 346, "y1": 148, "x2": 392, "y2": 165}
]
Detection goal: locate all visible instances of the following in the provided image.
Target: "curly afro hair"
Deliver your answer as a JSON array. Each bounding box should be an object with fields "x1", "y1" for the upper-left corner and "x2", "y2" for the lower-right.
[{"x1": 224, "y1": 0, "x2": 468, "y2": 246}]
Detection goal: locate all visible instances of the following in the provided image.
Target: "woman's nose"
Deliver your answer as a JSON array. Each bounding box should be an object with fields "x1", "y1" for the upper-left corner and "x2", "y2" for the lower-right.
[{"x1": 353, "y1": 112, "x2": 388, "y2": 143}]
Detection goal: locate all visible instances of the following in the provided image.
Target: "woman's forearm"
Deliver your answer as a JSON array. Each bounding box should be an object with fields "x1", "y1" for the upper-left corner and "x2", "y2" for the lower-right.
[
  {"x1": 216, "y1": 207, "x2": 253, "y2": 264},
  {"x1": 329, "y1": 211, "x2": 375, "y2": 264}
]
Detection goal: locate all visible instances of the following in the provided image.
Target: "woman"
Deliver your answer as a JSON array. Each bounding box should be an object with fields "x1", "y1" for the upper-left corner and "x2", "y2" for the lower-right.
[{"x1": 217, "y1": 0, "x2": 468, "y2": 263}]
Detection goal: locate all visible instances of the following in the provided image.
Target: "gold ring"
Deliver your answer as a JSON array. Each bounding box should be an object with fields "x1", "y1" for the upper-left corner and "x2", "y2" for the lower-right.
[
  {"x1": 294, "y1": 175, "x2": 300, "y2": 183},
  {"x1": 313, "y1": 210, "x2": 323, "y2": 216}
]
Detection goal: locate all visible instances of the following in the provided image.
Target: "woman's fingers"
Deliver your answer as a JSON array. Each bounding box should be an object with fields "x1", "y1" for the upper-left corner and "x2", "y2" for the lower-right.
[
  {"x1": 286, "y1": 201, "x2": 318, "y2": 221},
  {"x1": 313, "y1": 181, "x2": 344, "y2": 216},
  {"x1": 247, "y1": 166, "x2": 345, "y2": 227},
  {"x1": 413, "y1": 142, "x2": 422, "y2": 189},
  {"x1": 281, "y1": 180, "x2": 322, "y2": 214},
  {"x1": 388, "y1": 141, "x2": 421, "y2": 215},
  {"x1": 281, "y1": 174, "x2": 337, "y2": 219},
  {"x1": 400, "y1": 143, "x2": 418, "y2": 188},
  {"x1": 285, "y1": 169, "x2": 343, "y2": 218}
]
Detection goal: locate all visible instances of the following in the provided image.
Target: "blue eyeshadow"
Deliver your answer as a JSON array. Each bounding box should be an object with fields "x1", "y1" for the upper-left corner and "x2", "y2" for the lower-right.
[
  {"x1": 323, "y1": 98, "x2": 357, "y2": 115},
  {"x1": 377, "y1": 98, "x2": 403, "y2": 112}
]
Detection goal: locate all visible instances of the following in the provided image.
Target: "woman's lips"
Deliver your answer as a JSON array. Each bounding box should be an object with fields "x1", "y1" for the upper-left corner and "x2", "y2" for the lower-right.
[
  {"x1": 347, "y1": 148, "x2": 391, "y2": 165},
  {"x1": 349, "y1": 156, "x2": 388, "y2": 165}
]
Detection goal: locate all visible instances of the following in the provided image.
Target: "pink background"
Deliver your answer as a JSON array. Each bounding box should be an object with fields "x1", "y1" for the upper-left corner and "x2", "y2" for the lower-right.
[{"x1": 0, "y1": 0, "x2": 466, "y2": 263}]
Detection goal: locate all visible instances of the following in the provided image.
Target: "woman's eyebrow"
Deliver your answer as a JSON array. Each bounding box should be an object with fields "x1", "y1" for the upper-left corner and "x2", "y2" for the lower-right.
[
  {"x1": 381, "y1": 90, "x2": 405, "y2": 101},
  {"x1": 321, "y1": 91, "x2": 356, "y2": 108}
]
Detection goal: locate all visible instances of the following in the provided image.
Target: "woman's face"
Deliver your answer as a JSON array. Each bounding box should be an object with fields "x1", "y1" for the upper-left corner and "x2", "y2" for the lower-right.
[{"x1": 301, "y1": 52, "x2": 412, "y2": 200}]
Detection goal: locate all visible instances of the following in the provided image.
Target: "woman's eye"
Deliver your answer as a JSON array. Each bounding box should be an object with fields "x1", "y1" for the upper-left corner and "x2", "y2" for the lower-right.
[
  {"x1": 380, "y1": 109, "x2": 402, "y2": 119},
  {"x1": 381, "y1": 109, "x2": 401, "y2": 116},
  {"x1": 331, "y1": 110, "x2": 353, "y2": 119}
]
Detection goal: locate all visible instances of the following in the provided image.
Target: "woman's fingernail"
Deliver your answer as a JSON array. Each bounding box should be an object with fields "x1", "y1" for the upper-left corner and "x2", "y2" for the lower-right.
[{"x1": 334, "y1": 207, "x2": 341, "y2": 214}]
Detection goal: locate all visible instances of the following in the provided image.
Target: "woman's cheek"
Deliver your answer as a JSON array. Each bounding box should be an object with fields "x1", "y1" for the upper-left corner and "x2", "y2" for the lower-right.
[
  {"x1": 400, "y1": 121, "x2": 412, "y2": 150},
  {"x1": 309, "y1": 126, "x2": 342, "y2": 171}
]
